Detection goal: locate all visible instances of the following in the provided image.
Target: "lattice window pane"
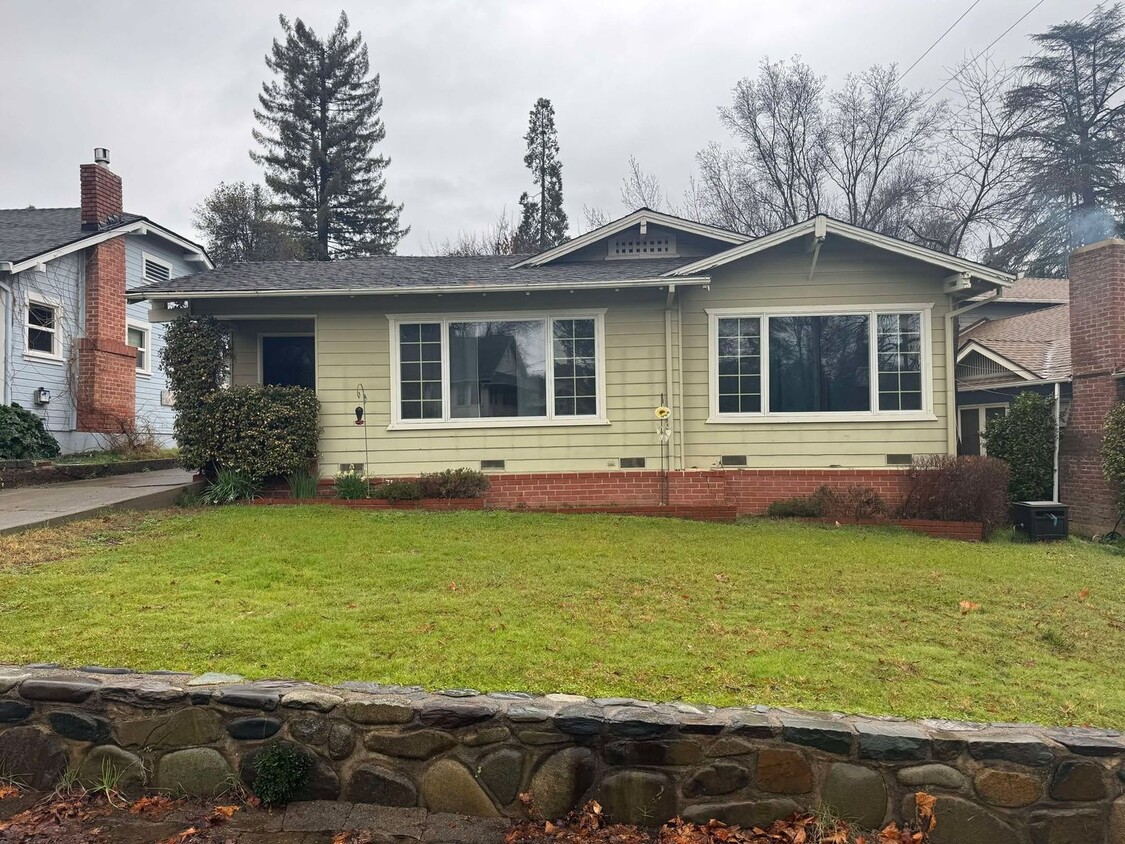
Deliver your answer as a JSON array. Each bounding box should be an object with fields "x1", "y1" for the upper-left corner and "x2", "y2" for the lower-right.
[
  {"x1": 716, "y1": 317, "x2": 761, "y2": 413},
  {"x1": 400, "y1": 323, "x2": 443, "y2": 419},
  {"x1": 877, "y1": 313, "x2": 922, "y2": 411}
]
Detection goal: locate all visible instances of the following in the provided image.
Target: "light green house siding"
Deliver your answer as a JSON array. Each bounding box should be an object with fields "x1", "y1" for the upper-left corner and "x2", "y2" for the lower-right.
[{"x1": 206, "y1": 237, "x2": 954, "y2": 477}]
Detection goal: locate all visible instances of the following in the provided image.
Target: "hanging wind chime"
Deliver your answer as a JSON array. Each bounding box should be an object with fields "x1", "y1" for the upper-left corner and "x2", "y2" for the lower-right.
[{"x1": 655, "y1": 396, "x2": 671, "y2": 506}]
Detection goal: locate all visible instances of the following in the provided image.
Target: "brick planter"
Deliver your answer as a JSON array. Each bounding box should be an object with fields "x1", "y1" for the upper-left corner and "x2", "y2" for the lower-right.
[{"x1": 792, "y1": 517, "x2": 985, "y2": 542}]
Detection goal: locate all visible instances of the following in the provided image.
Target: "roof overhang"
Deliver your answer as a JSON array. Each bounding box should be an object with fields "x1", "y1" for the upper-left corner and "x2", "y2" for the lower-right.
[
  {"x1": 956, "y1": 340, "x2": 1038, "y2": 380},
  {"x1": 0, "y1": 218, "x2": 212, "y2": 275},
  {"x1": 126, "y1": 274, "x2": 713, "y2": 302},
  {"x1": 666, "y1": 215, "x2": 1015, "y2": 290},
  {"x1": 510, "y1": 208, "x2": 750, "y2": 268}
]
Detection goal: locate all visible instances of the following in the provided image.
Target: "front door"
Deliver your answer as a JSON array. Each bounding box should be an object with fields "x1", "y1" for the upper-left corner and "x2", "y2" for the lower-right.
[{"x1": 261, "y1": 335, "x2": 315, "y2": 390}]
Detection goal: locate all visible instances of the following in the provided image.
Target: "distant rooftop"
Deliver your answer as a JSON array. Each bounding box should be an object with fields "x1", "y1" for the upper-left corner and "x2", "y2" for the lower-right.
[
  {"x1": 960, "y1": 304, "x2": 1071, "y2": 382},
  {"x1": 970, "y1": 276, "x2": 1069, "y2": 304}
]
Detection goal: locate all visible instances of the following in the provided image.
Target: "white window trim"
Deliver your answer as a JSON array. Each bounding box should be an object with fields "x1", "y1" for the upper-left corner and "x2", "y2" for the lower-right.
[
  {"x1": 141, "y1": 251, "x2": 174, "y2": 284},
  {"x1": 24, "y1": 293, "x2": 64, "y2": 364},
  {"x1": 958, "y1": 403, "x2": 1009, "y2": 455},
  {"x1": 705, "y1": 303, "x2": 937, "y2": 424},
  {"x1": 127, "y1": 319, "x2": 151, "y2": 376},
  {"x1": 386, "y1": 309, "x2": 609, "y2": 430}
]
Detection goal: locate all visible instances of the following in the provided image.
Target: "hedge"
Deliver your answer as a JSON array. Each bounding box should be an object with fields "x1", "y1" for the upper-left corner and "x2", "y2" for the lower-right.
[{"x1": 0, "y1": 403, "x2": 61, "y2": 460}]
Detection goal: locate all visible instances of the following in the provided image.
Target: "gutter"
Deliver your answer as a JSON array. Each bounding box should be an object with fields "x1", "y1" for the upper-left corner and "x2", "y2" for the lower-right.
[
  {"x1": 0, "y1": 277, "x2": 11, "y2": 405},
  {"x1": 126, "y1": 276, "x2": 714, "y2": 302},
  {"x1": 664, "y1": 285, "x2": 676, "y2": 469}
]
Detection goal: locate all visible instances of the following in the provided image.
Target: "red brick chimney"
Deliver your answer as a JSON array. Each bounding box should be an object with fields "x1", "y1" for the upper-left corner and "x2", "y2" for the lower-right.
[
  {"x1": 1059, "y1": 237, "x2": 1125, "y2": 535},
  {"x1": 75, "y1": 149, "x2": 136, "y2": 434}
]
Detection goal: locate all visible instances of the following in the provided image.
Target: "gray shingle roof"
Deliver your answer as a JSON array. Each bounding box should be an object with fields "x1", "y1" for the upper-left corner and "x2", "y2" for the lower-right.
[
  {"x1": 0, "y1": 207, "x2": 143, "y2": 264},
  {"x1": 130, "y1": 255, "x2": 700, "y2": 296},
  {"x1": 960, "y1": 304, "x2": 1071, "y2": 381}
]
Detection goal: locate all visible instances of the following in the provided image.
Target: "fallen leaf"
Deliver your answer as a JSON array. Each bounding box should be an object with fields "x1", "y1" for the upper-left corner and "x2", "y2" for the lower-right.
[
  {"x1": 1078, "y1": 587, "x2": 1090, "y2": 600},
  {"x1": 915, "y1": 791, "x2": 937, "y2": 833},
  {"x1": 959, "y1": 600, "x2": 981, "y2": 615},
  {"x1": 0, "y1": 785, "x2": 19, "y2": 800}
]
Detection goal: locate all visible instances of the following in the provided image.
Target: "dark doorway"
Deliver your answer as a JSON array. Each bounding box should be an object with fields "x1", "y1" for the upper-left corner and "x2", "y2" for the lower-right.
[{"x1": 262, "y1": 335, "x2": 315, "y2": 390}]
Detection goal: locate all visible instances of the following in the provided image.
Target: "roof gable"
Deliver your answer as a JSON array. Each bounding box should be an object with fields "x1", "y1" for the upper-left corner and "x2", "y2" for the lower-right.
[
  {"x1": 510, "y1": 208, "x2": 749, "y2": 268},
  {"x1": 667, "y1": 215, "x2": 1015, "y2": 290}
]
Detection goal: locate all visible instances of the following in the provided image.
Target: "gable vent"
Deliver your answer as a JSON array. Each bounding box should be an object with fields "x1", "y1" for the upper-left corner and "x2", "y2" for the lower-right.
[
  {"x1": 143, "y1": 257, "x2": 172, "y2": 283},
  {"x1": 481, "y1": 459, "x2": 505, "y2": 471},
  {"x1": 608, "y1": 233, "x2": 676, "y2": 259},
  {"x1": 720, "y1": 455, "x2": 747, "y2": 467}
]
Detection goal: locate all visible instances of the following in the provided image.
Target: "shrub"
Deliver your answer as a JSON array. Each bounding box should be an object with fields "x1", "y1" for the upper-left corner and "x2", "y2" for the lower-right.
[
  {"x1": 180, "y1": 386, "x2": 320, "y2": 482},
  {"x1": 335, "y1": 471, "x2": 370, "y2": 500},
  {"x1": 1104, "y1": 402, "x2": 1125, "y2": 514},
  {"x1": 161, "y1": 315, "x2": 229, "y2": 472},
  {"x1": 898, "y1": 454, "x2": 1010, "y2": 535},
  {"x1": 419, "y1": 468, "x2": 491, "y2": 499},
  {"x1": 287, "y1": 469, "x2": 320, "y2": 500},
  {"x1": 766, "y1": 496, "x2": 824, "y2": 518},
  {"x1": 811, "y1": 485, "x2": 888, "y2": 521},
  {"x1": 251, "y1": 744, "x2": 311, "y2": 806},
  {"x1": 984, "y1": 392, "x2": 1057, "y2": 501},
  {"x1": 0, "y1": 403, "x2": 61, "y2": 460},
  {"x1": 372, "y1": 479, "x2": 423, "y2": 502},
  {"x1": 200, "y1": 469, "x2": 261, "y2": 505}
]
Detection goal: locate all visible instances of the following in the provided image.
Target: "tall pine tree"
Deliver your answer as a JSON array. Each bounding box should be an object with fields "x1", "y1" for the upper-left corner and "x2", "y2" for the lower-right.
[
  {"x1": 514, "y1": 98, "x2": 568, "y2": 252},
  {"x1": 996, "y1": 5, "x2": 1125, "y2": 275},
  {"x1": 252, "y1": 12, "x2": 407, "y2": 260}
]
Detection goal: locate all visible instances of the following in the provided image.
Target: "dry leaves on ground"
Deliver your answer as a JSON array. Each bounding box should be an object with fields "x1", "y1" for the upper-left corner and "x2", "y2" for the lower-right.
[
  {"x1": 129, "y1": 795, "x2": 178, "y2": 817},
  {"x1": 958, "y1": 600, "x2": 981, "y2": 615},
  {"x1": 0, "y1": 791, "x2": 113, "y2": 844},
  {"x1": 507, "y1": 800, "x2": 936, "y2": 844},
  {"x1": 0, "y1": 787, "x2": 19, "y2": 801}
]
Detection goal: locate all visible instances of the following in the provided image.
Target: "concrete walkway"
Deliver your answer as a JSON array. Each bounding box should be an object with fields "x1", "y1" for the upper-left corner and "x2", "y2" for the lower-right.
[{"x1": 0, "y1": 468, "x2": 199, "y2": 534}]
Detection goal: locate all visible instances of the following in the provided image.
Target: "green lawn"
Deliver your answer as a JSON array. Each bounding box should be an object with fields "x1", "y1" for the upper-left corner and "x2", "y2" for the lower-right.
[{"x1": 1, "y1": 508, "x2": 1122, "y2": 727}]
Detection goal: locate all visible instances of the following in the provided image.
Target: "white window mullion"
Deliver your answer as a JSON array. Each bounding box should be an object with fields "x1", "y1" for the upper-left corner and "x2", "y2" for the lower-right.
[
  {"x1": 761, "y1": 316, "x2": 771, "y2": 416},
  {"x1": 441, "y1": 320, "x2": 451, "y2": 423},
  {"x1": 545, "y1": 317, "x2": 556, "y2": 421},
  {"x1": 868, "y1": 311, "x2": 878, "y2": 416}
]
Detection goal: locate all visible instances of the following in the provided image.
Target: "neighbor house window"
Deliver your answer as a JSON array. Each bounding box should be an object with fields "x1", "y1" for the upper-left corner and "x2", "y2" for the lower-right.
[
  {"x1": 26, "y1": 300, "x2": 58, "y2": 358},
  {"x1": 127, "y1": 323, "x2": 150, "y2": 374},
  {"x1": 392, "y1": 312, "x2": 605, "y2": 426},
  {"x1": 709, "y1": 307, "x2": 929, "y2": 420}
]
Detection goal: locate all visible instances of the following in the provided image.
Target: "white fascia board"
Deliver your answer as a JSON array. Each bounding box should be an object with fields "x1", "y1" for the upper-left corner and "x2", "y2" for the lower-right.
[
  {"x1": 125, "y1": 275, "x2": 713, "y2": 302},
  {"x1": 668, "y1": 215, "x2": 1016, "y2": 289},
  {"x1": 5, "y1": 219, "x2": 212, "y2": 274},
  {"x1": 956, "y1": 340, "x2": 1038, "y2": 380},
  {"x1": 510, "y1": 209, "x2": 749, "y2": 268}
]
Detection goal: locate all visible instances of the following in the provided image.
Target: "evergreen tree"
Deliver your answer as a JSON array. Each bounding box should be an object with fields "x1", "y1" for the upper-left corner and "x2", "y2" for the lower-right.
[
  {"x1": 996, "y1": 4, "x2": 1125, "y2": 275},
  {"x1": 514, "y1": 98, "x2": 568, "y2": 252},
  {"x1": 192, "y1": 182, "x2": 303, "y2": 266},
  {"x1": 251, "y1": 12, "x2": 407, "y2": 260}
]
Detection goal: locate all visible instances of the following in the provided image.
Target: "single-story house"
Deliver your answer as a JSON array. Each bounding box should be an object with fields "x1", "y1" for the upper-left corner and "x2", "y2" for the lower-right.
[
  {"x1": 0, "y1": 150, "x2": 210, "y2": 453},
  {"x1": 130, "y1": 209, "x2": 1014, "y2": 511},
  {"x1": 956, "y1": 277, "x2": 1071, "y2": 457}
]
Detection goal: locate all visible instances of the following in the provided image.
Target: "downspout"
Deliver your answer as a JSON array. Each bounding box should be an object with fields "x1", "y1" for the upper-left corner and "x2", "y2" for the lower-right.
[
  {"x1": 0, "y1": 277, "x2": 11, "y2": 405},
  {"x1": 1053, "y1": 381, "x2": 1061, "y2": 501},
  {"x1": 677, "y1": 297, "x2": 686, "y2": 471},
  {"x1": 944, "y1": 290, "x2": 1000, "y2": 454},
  {"x1": 664, "y1": 284, "x2": 676, "y2": 469}
]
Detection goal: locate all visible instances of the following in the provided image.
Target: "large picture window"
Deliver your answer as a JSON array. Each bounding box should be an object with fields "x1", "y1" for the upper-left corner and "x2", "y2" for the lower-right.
[
  {"x1": 392, "y1": 312, "x2": 605, "y2": 427},
  {"x1": 709, "y1": 307, "x2": 929, "y2": 421}
]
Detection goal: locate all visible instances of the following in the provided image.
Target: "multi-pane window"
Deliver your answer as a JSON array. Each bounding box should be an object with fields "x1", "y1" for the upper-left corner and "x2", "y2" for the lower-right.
[
  {"x1": 26, "y1": 302, "x2": 57, "y2": 356},
  {"x1": 399, "y1": 323, "x2": 443, "y2": 419},
  {"x1": 395, "y1": 315, "x2": 601, "y2": 424},
  {"x1": 712, "y1": 309, "x2": 926, "y2": 417},
  {"x1": 127, "y1": 325, "x2": 150, "y2": 373},
  {"x1": 876, "y1": 314, "x2": 922, "y2": 410},
  {"x1": 717, "y1": 318, "x2": 761, "y2": 413},
  {"x1": 552, "y1": 319, "x2": 597, "y2": 417}
]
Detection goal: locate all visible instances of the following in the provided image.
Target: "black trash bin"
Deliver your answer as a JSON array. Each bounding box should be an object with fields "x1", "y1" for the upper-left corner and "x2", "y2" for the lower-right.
[{"x1": 1011, "y1": 501, "x2": 1069, "y2": 541}]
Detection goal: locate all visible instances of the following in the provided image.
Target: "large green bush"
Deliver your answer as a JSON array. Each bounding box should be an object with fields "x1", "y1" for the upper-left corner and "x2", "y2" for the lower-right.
[
  {"x1": 0, "y1": 403, "x2": 61, "y2": 460},
  {"x1": 983, "y1": 392, "x2": 1057, "y2": 501},
  {"x1": 180, "y1": 386, "x2": 320, "y2": 481},
  {"x1": 160, "y1": 315, "x2": 230, "y2": 473},
  {"x1": 1103, "y1": 402, "x2": 1125, "y2": 513}
]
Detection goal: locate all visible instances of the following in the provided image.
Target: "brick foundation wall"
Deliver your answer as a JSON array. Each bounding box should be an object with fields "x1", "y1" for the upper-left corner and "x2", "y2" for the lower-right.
[
  {"x1": 482, "y1": 469, "x2": 907, "y2": 515},
  {"x1": 1059, "y1": 238, "x2": 1125, "y2": 535}
]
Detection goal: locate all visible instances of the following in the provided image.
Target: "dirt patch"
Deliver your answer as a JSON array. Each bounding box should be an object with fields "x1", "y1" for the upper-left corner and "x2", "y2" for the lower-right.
[{"x1": 0, "y1": 511, "x2": 176, "y2": 568}]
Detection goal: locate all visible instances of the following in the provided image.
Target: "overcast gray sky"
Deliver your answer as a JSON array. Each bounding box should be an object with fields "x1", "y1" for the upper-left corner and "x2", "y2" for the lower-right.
[{"x1": 0, "y1": 0, "x2": 1095, "y2": 254}]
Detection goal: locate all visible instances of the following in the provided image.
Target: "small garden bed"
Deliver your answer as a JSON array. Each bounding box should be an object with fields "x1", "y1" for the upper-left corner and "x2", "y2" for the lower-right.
[
  {"x1": 253, "y1": 495, "x2": 486, "y2": 511},
  {"x1": 794, "y1": 516, "x2": 985, "y2": 541},
  {"x1": 0, "y1": 456, "x2": 179, "y2": 489}
]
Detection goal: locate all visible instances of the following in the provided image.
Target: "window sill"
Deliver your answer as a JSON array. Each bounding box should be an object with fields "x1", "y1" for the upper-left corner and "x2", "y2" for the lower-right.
[
  {"x1": 24, "y1": 351, "x2": 65, "y2": 366},
  {"x1": 136, "y1": 370, "x2": 152, "y2": 379},
  {"x1": 706, "y1": 412, "x2": 938, "y2": 424},
  {"x1": 388, "y1": 416, "x2": 610, "y2": 431}
]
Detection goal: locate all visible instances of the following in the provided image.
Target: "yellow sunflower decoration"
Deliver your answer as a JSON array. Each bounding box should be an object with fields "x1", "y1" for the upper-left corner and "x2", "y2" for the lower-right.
[{"x1": 655, "y1": 405, "x2": 671, "y2": 419}]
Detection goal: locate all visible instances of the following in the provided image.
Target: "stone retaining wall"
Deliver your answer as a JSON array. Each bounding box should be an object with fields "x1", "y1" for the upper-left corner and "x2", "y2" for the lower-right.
[{"x1": 1, "y1": 666, "x2": 1122, "y2": 842}]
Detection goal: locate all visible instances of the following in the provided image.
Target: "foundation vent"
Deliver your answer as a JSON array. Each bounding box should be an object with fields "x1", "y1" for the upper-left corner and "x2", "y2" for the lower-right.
[
  {"x1": 338, "y1": 463, "x2": 364, "y2": 474},
  {"x1": 481, "y1": 459, "x2": 506, "y2": 471},
  {"x1": 720, "y1": 455, "x2": 748, "y2": 467},
  {"x1": 885, "y1": 454, "x2": 913, "y2": 465},
  {"x1": 619, "y1": 457, "x2": 646, "y2": 469}
]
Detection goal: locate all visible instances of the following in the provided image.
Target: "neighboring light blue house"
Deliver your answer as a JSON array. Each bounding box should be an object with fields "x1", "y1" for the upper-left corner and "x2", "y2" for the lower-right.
[{"x1": 0, "y1": 150, "x2": 210, "y2": 453}]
